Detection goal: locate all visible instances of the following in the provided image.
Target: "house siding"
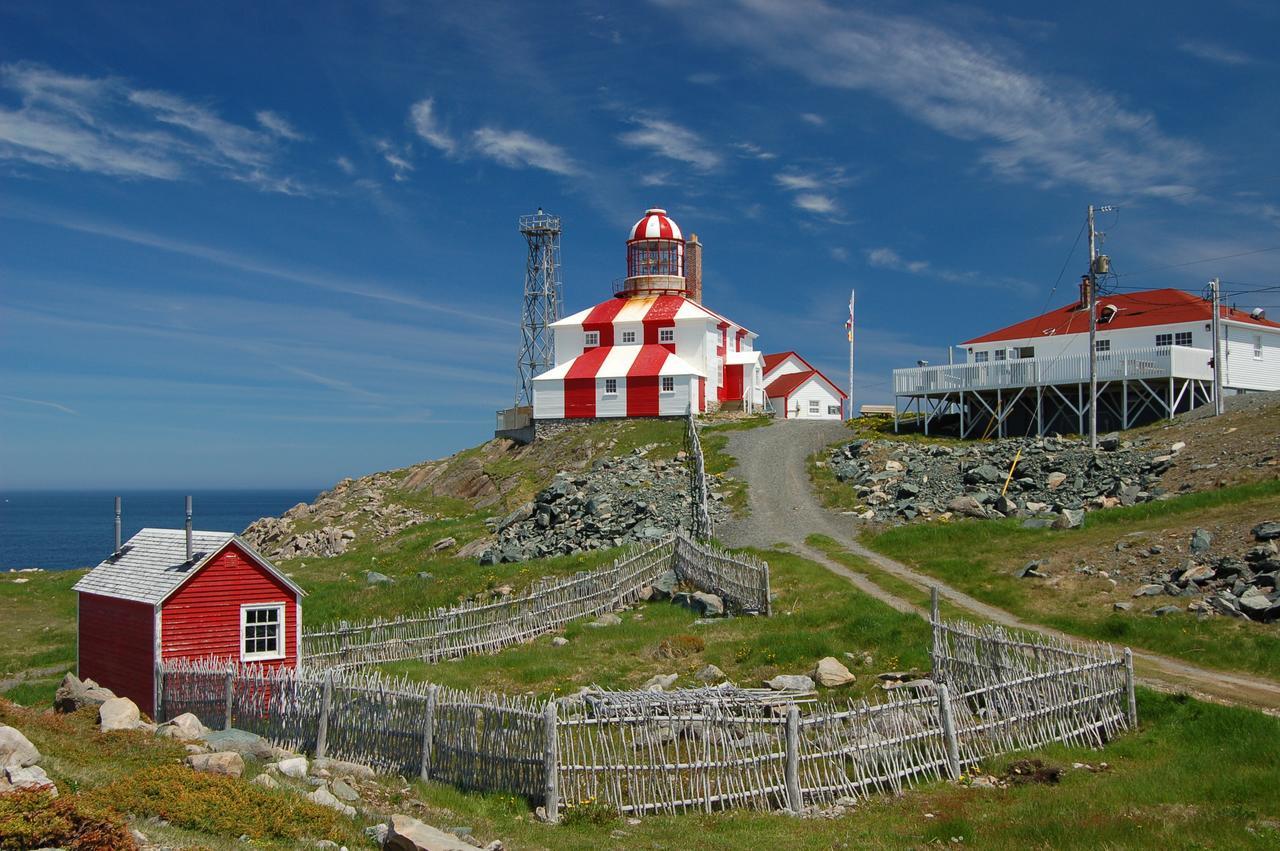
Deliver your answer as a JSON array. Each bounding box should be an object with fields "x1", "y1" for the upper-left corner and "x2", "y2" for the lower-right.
[
  {"x1": 159, "y1": 543, "x2": 298, "y2": 669},
  {"x1": 781, "y1": 376, "x2": 844, "y2": 420},
  {"x1": 78, "y1": 593, "x2": 156, "y2": 717},
  {"x1": 1222, "y1": 325, "x2": 1280, "y2": 391}
]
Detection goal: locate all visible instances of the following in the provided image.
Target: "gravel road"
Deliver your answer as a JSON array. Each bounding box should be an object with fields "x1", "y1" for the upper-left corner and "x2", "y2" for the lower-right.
[{"x1": 718, "y1": 418, "x2": 1280, "y2": 714}]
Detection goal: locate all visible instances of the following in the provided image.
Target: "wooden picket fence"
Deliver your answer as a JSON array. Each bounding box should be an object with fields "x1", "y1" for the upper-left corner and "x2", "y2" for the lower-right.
[{"x1": 302, "y1": 533, "x2": 771, "y2": 669}]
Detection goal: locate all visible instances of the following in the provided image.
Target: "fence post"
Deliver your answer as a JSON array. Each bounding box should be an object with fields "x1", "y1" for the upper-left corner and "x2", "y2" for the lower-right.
[
  {"x1": 314, "y1": 674, "x2": 334, "y2": 759},
  {"x1": 930, "y1": 586, "x2": 939, "y2": 624},
  {"x1": 153, "y1": 661, "x2": 164, "y2": 722},
  {"x1": 1123, "y1": 648, "x2": 1138, "y2": 728},
  {"x1": 542, "y1": 702, "x2": 560, "y2": 823},
  {"x1": 937, "y1": 684, "x2": 961, "y2": 780},
  {"x1": 420, "y1": 685, "x2": 438, "y2": 782},
  {"x1": 784, "y1": 703, "x2": 802, "y2": 812},
  {"x1": 223, "y1": 667, "x2": 235, "y2": 731}
]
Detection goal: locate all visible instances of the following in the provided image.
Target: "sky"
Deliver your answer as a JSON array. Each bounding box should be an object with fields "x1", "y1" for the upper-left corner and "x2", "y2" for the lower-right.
[{"x1": 1, "y1": 0, "x2": 1278, "y2": 489}]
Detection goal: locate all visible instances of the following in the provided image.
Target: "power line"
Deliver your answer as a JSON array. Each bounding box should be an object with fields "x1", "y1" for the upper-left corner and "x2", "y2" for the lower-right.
[{"x1": 1113, "y1": 246, "x2": 1280, "y2": 279}]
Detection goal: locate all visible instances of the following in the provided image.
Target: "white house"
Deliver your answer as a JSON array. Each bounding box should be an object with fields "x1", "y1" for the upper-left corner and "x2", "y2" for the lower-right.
[
  {"x1": 893, "y1": 283, "x2": 1280, "y2": 437},
  {"x1": 532, "y1": 209, "x2": 765, "y2": 419},
  {"x1": 762, "y1": 351, "x2": 847, "y2": 420}
]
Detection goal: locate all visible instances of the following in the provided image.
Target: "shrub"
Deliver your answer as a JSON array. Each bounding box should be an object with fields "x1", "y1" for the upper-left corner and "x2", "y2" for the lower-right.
[
  {"x1": 0, "y1": 789, "x2": 135, "y2": 851},
  {"x1": 654, "y1": 634, "x2": 705, "y2": 660}
]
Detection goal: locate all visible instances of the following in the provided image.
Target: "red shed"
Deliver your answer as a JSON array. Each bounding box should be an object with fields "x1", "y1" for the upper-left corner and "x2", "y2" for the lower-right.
[{"x1": 72, "y1": 528, "x2": 305, "y2": 718}]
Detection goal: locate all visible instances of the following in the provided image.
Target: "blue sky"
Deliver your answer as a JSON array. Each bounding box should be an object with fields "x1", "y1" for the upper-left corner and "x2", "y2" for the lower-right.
[{"x1": 2, "y1": 1, "x2": 1277, "y2": 489}]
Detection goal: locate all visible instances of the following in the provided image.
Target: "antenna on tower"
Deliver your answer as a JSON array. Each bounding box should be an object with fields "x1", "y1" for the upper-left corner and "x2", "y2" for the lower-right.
[{"x1": 515, "y1": 208, "x2": 563, "y2": 406}]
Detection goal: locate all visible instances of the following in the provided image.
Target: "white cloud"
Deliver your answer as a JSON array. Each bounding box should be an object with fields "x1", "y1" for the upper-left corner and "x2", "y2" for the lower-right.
[
  {"x1": 618, "y1": 116, "x2": 721, "y2": 171},
  {"x1": 472, "y1": 127, "x2": 579, "y2": 175},
  {"x1": 655, "y1": 0, "x2": 1205, "y2": 195},
  {"x1": 829, "y1": 246, "x2": 849, "y2": 261},
  {"x1": 255, "y1": 109, "x2": 305, "y2": 141},
  {"x1": 1177, "y1": 40, "x2": 1257, "y2": 67},
  {"x1": 734, "y1": 140, "x2": 776, "y2": 160},
  {"x1": 800, "y1": 112, "x2": 826, "y2": 126},
  {"x1": 375, "y1": 139, "x2": 414, "y2": 181},
  {"x1": 774, "y1": 172, "x2": 822, "y2": 191},
  {"x1": 866, "y1": 245, "x2": 1035, "y2": 294},
  {"x1": 409, "y1": 97, "x2": 456, "y2": 155},
  {"x1": 867, "y1": 246, "x2": 929, "y2": 274},
  {"x1": 0, "y1": 63, "x2": 304, "y2": 193},
  {"x1": 793, "y1": 193, "x2": 837, "y2": 214},
  {"x1": 335, "y1": 155, "x2": 355, "y2": 175},
  {"x1": 0, "y1": 393, "x2": 77, "y2": 415}
]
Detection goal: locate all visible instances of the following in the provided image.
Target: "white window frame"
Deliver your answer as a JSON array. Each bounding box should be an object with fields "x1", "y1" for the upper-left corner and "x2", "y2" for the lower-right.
[
  {"x1": 1155, "y1": 333, "x2": 1173, "y2": 347},
  {"x1": 1015, "y1": 346, "x2": 1035, "y2": 359},
  {"x1": 1174, "y1": 331, "x2": 1192, "y2": 347},
  {"x1": 584, "y1": 331, "x2": 600, "y2": 347},
  {"x1": 1095, "y1": 338, "x2": 1110, "y2": 352},
  {"x1": 1255, "y1": 334, "x2": 1264, "y2": 360},
  {"x1": 658, "y1": 327, "x2": 675, "y2": 344},
  {"x1": 603, "y1": 378, "x2": 618, "y2": 396},
  {"x1": 240, "y1": 603, "x2": 285, "y2": 662},
  {"x1": 660, "y1": 376, "x2": 675, "y2": 393},
  {"x1": 620, "y1": 330, "x2": 636, "y2": 344},
  {"x1": 973, "y1": 351, "x2": 989, "y2": 363},
  {"x1": 827, "y1": 405, "x2": 841, "y2": 416},
  {"x1": 808, "y1": 399, "x2": 821, "y2": 413},
  {"x1": 993, "y1": 349, "x2": 1006, "y2": 361}
]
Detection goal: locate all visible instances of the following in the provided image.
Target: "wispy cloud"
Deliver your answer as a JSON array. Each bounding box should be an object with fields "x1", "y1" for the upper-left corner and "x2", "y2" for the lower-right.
[
  {"x1": 793, "y1": 193, "x2": 838, "y2": 215},
  {"x1": 655, "y1": 0, "x2": 1206, "y2": 195},
  {"x1": 0, "y1": 393, "x2": 78, "y2": 415},
  {"x1": 255, "y1": 109, "x2": 305, "y2": 141},
  {"x1": 1177, "y1": 40, "x2": 1258, "y2": 67},
  {"x1": 409, "y1": 97, "x2": 456, "y2": 155},
  {"x1": 800, "y1": 112, "x2": 826, "y2": 126},
  {"x1": 375, "y1": 139, "x2": 413, "y2": 181},
  {"x1": 867, "y1": 246, "x2": 929, "y2": 274},
  {"x1": 775, "y1": 172, "x2": 822, "y2": 191},
  {"x1": 866, "y1": 245, "x2": 1035, "y2": 294},
  {"x1": 733, "y1": 140, "x2": 776, "y2": 160},
  {"x1": 773, "y1": 167, "x2": 851, "y2": 217},
  {"x1": 334, "y1": 155, "x2": 356, "y2": 175},
  {"x1": 0, "y1": 63, "x2": 306, "y2": 194},
  {"x1": 472, "y1": 127, "x2": 579, "y2": 175},
  {"x1": 618, "y1": 116, "x2": 720, "y2": 171}
]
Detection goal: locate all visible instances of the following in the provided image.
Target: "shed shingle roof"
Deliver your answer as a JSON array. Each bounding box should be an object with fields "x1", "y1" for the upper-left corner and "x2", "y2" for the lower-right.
[{"x1": 73, "y1": 528, "x2": 302, "y2": 606}]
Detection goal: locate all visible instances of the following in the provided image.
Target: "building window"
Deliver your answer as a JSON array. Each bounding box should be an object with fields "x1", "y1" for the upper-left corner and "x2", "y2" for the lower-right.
[
  {"x1": 1015, "y1": 346, "x2": 1035, "y2": 359},
  {"x1": 661, "y1": 376, "x2": 675, "y2": 393},
  {"x1": 1255, "y1": 335, "x2": 1264, "y2": 360},
  {"x1": 620, "y1": 330, "x2": 636, "y2": 344},
  {"x1": 828, "y1": 405, "x2": 841, "y2": 416},
  {"x1": 1155, "y1": 333, "x2": 1173, "y2": 347},
  {"x1": 658, "y1": 327, "x2": 675, "y2": 344},
  {"x1": 604, "y1": 378, "x2": 617, "y2": 395},
  {"x1": 994, "y1": 349, "x2": 1006, "y2": 361},
  {"x1": 241, "y1": 604, "x2": 284, "y2": 661},
  {"x1": 974, "y1": 351, "x2": 989, "y2": 363},
  {"x1": 1095, "y1": 339, "x2": 1110, "y2": 352},
  {"x1": 809, "y1": 399, "x2": 821, "y2": 413},
  {"x1": 584, "y1": 331, "x2": 600, "y2": 347},
  {"x1": 1174, "y1": 331, "x2": 1192, "y2": 347}
]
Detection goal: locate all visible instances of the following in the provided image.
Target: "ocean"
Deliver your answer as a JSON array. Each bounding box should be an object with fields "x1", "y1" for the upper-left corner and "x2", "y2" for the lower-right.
[{"x1": 0, "y1": 489, "x2": 320, "y2": 571}]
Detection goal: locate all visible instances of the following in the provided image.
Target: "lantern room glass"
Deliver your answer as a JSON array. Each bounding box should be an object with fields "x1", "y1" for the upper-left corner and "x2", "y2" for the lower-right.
[{"x1": 627, "y1": 239, "x2": 684, "y2": 278}]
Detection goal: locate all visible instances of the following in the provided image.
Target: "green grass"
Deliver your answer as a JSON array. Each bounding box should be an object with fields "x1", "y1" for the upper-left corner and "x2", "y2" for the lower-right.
[{"x1": 864, "y1": 478, "x2": 1280, "y2": 679}]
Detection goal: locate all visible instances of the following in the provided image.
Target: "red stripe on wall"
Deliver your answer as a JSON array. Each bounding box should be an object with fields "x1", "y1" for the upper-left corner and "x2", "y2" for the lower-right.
[
  {"x1": 626, "y1": 345, "x2": 669, "y2": 416},
  {"x1": 642, "y1": 295, "x2": 683, "y2": 349},
  {"x1": 564, "y1": 346, "x2": 611, "y2": 418},
  {"x1": 583, "y1": 298, "x2": 628, "y2": 347},
  {"x1": 698, "y1": 377, "x2": 706, "y2": 412},
  {"x1": 735, "y1": 329, "x2": 747, "y2": 352},
  {"x1": 716, "y1": 322, "x2": 730, "y2": 402}
]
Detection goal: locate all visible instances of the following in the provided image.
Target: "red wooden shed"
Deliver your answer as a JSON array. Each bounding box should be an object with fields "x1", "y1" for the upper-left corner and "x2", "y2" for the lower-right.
[{"x1": 72, "y1": 528, "x2": 306, "y2": 718}]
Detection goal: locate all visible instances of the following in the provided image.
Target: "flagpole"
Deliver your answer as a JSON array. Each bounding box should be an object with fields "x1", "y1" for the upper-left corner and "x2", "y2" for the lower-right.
[{"x1": 847, "y1": 289, "x2": 855, "y2": 421}]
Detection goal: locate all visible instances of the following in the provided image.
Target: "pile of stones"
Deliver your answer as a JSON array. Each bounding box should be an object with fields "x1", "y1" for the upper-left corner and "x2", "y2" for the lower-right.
[
  {"x1": 826, "y1": 434, "x2": 1172, "y2": 525},
  {"x1": 1124, "y1": 522, "x2": 1280, "y2": 623},
  {"x1": 478, "y1": 450, "x2": 729, "y2": 564},
  {"x1": 243, "y1": 472, "x2": 433, "y2": 560}
]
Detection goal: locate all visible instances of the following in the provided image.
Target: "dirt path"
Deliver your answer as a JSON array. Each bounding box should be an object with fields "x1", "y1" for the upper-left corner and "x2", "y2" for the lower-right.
[{"x1": 718, "y1": 420, "x2": 1280, "y2": 715}]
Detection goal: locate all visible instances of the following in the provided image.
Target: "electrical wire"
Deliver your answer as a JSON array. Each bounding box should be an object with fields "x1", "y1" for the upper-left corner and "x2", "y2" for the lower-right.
[{"x1": 1113, "y1": 246, "x2": 1280, "y2": 279}]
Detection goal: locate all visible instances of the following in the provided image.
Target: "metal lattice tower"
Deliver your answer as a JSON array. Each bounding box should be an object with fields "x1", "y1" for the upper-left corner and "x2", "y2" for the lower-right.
[{"x1": 515, "y1": 208, "x2": 563, "y2": 406}]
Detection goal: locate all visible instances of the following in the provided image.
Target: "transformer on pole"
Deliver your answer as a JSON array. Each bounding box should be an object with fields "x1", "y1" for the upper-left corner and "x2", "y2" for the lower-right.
[{"x1": 515, "y1": 208, "x2": 563, "y2": 407}]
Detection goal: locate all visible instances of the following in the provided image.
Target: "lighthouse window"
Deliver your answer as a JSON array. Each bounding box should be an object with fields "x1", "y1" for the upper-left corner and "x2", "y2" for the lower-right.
[
  {"x1": 659, "y1": 327, "x2": 675, "y2": 344},
  {"x1": 604, "y1": 379, "x2": 617, "y2": 395},
  {"x1": 661, "y1": 376, "x2": 675, "y2": 393},
  {"x1": 584, "y1": 331, "x2": 600, "y2": 347},
  {"x1": 621, "y1": 330, "x2": 636, "y2": 344},
  {"x1": 241, "y1": 604, "x2": 284, "y2": 661}
]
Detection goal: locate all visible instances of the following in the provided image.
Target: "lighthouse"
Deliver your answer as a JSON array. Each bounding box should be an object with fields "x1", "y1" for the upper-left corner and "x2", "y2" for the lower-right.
[{"x1": 531, "y1": 208, "x2": 765, "y2": 421}]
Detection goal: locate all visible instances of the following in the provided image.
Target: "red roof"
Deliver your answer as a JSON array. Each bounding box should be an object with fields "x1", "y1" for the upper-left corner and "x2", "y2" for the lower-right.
[
  {"x1": 765, "y1": 369, "x2": 847, "y2": 399},
  {"x1": 762, "y1": 351, "x2": 794, "y2": 374},
  {"x1": 963, "y1": 288, "x2": 1280, "y2": 345}
]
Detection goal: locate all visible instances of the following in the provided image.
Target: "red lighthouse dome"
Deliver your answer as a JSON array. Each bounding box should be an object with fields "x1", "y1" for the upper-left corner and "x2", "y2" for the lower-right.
[{"x1": 621, "y1": 207, "x2": 686, "y2": 297}]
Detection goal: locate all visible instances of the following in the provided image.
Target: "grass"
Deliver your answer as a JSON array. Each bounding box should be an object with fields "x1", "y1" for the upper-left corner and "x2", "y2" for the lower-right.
[{"x1": 864, "y1": 478, "x2": 1280, "y2": 679}]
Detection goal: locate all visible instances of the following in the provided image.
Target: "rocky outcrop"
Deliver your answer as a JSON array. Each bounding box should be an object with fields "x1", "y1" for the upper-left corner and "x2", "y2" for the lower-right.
[
  {"x1": 0, "y1": 724, "x2": 40, "y2": 768},
  {"x1": 812, "y1": 657, "x2": 856, "y2": 688},
  {"x1": 383, "y1": 814, "x2": 477, "y2": 851},
  {"x1": 54, "y1": 672, "x2": 115, "y2": 713},
  {"x1": 99, "y1": 696, "x2": 141, "y2": 732},
  {"x1": 185, "y1": 751, "x2": 244, "y2": 777},
  {"x1": 828, "y1": 434, "x2": 1169, "y2": 524}
]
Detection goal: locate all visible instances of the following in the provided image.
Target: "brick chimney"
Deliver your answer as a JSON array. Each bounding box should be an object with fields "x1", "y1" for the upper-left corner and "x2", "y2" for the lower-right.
[{"x1": 686, "y1": 233, "x2": 702, "y2": 303}]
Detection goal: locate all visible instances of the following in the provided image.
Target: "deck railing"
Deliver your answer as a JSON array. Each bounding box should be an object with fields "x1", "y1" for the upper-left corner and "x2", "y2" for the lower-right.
[{"x1": 893, "y1": 345, "x2": 1212, "y2": 396}]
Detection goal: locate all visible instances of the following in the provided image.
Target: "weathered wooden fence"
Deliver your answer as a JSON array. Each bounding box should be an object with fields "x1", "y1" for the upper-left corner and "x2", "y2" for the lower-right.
[
  {"x1": 303, "y1": 533, "x2": 771, "y2": 668},
  {"x1": 685, "y1": 412, "x2": 713, "y2": 541}
]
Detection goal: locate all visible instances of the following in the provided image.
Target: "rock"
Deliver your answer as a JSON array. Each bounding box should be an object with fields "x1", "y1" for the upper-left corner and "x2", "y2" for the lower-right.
[
  {"x1": 551, "y1": 636, "x2": 569, "y2": 647},
  {"x1": 158, "y1": 712, "x2": 209, "y2": 741},
  {"x1": 1239, "y1": 588, "x2": 1275, "y2": 619},
  {"x1": 312, "y1": 757, "x2": 377, "y2": 780},
  {"x1": 203, "y1": 728, "x2": 274, "y2": 759},
  {"x1": 694, "y1": 664, "x2": 726, "y2": 684},
  {"x1": 99, "y1": 696, "x2": 141, "y2": 732},
  {"x1": 330, "y1": 777, "x2": 360, "y2": 802},
  {"x1": 1177, "y1": 564, "x2": 1216, "y2": 585},
  {"x1": 674, "y1": 591, "x2": 724, "y2": 617},
  {"x1": 385, "y1": 814, "x2": 475, "y2": 851},
  {"x1": 1170, "y1": 441, "x2": 1186, "y2": 453},
  {"x1": 1052, "y1": 509, "x2": 1085, "y2": 530},
  {"x1": 1021, "y1": 518, "x2": 1055, "y2": 529},
  {"x1": 1113, "y1": 601, "x2": 1132, "y2": 611},
  {"x1": 366, "y1": 570, "x2": 394, "y2": 586},
  {"x1": 53, "y1": 672, "x2": 115, "y2": 713},
  {"x1": 1151, "y1": 606, "x2": 1181, "y2": 617},
  {"x1": 812, "y1": 657, "x2": 856, "y2": 688},
  {"x1": 642, "y1": 674, "x2": 679, "y2": 691},
  {"x1": 1099, "y1": 434, "x2": 1121, "y2": 451},
  {"x1": 587, "y1": 612, "x2": 622, "y2": 628},
  {"x1": 965, "y1": 464, "x2": 1002, "y2": 485},
  {"x1": 1046, "y1": 472, "x2": 1068, "y2": 490},
  {"x1": 186, "y1": 751, "x2": 244, "y2": 777},
  {"x1": 651, "y1": 569, "x2": 678, "y2": 600},
  {"x1": 251, "y1": 772, "x2": 280, "y2": 789},
  {"x1": 0, "y1": 726, "x2": 41, "y2": 768},
  {"x1": 308, "y1": 785, "x2": 356, "y2": 817},
  {"x1": 1252, "y1": 521, "x2": 1280, "y2": 542},
  {"x1": 1189, "y1": 529, "x2": 1213, "y2": 553},
  {"x1": 276, "y1": 756, "x2": 308, "y2": 778},
  {"x1": 1016, "y1": 561, "x2": 1047, "y2": 579},
  {"x1": 432, "y1": 537, "x2": 457, "y2": 552},
  {"x1": 1, "y1": 764, "x2": 56, "y2": 796},
  {"x1": 764, "y1": 674, "x2": 815, "y2": 692},
  {"x1": 947, "y1": 495, "x2": 986, "y2": 518},
  {"x1": 1133, "y1": 584, "x2": 1164, "y2": 597}
]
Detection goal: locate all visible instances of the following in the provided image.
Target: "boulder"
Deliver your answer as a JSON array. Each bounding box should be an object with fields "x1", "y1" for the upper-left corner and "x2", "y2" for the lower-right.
[
  {"x1": 185, "y1": 751, "x2": 244, "y2": 778},
  {"x1": 203, "y1": 728, "x2": 274, "y2": 759},
  {"x1": 1052, "y1": 509, "x2": 1085, "y2": 530},
  {"x1": 947, "y1": 496, "x2": 986, "y2": 518},
  {"x1": 384, "y1": 814, "x2": 474, "y2": 851},
  {"x1": 99, "y1": 696, "x2": 141, "y2": 732},
  {"x1": 1, "y1": 764, "x2": 56, "y2": 797},
  {"x1": 158, "y1": 712, "x2": 209, "y2": 741},
  {"x1": 330, "y1": 777, "x2": 360, "y2": 802},
  {"x1": 651, "y1": 570, "x2": 678, "y2": 600},
  {"x1": 432, "y1": 537, "x2": 457, "y2": 552},
  {"x1": 1015, "y1": 561, "x2": 1047, "y2": 579},
  {"x1": 1189, "y1": 529, "x2": 1213, "y2": 553},
  {"x1": 764, "y1": 674, "x2": 815, "y2": 692},
  {"x1": 1046, "y1": 471, "x2": 1068, "y2": 490},
  {"x1": 275, "y1": 756, "x2": 308, "y2": 778},
  {"x1": 312, "y1": 757, "x2": 377, "y2": 780},
  {"x1": 965, "y1": 464, "x2": 1002, "y2": 485},
  {"x1": 308, "y1": 785, "x2": 356, "y2": 817},
  {"x1": 694, "y1": 664, "x2": 726, "y2": 684},
  {"x1": 1252, "y1": 521, "x2": 1280, "y2": 542},
  {"x1": 366, "y1": 570, "x2": 394, "y2": 586},
  {"x1": 551, "y1": 636, "x2": 569, "y2": 647},
  {"x1": 1151, "y1": 606, "x2": 1182, "y2": 617},
  {"x1": 812, "y1": 657, "x2": 856, "y2": 688},
  {"x1": 251, "y1": 772, "x2": 280, "y2": 789},
  {"x1": 53, "y1": 672, "x2": 115, "y2": 713},
  {"x1": 0, "y1": 725, "x2": 40, "y2": 768},
  {"x1": 1239, "y1": 588, "x2": 1275, "y2": 619},
  {"x1": 587, "y1": 612, "x2": 622, "y2": 628},
  {"x1": 674, "y1": 591, "x2": 725, "y2": 617},
  {"x1": 642, "y1": 674, "x2": 679, "y2": 692},
  {"x1": 1133, "y1": 584, "x2": 1164, "y2": 597}
]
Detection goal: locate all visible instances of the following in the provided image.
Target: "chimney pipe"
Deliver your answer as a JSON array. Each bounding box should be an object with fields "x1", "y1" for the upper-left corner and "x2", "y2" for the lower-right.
[
  {"x1": 185, "y1": 495, "x2": 193, "y2": 562},
  {"x1": 114, "y1": 496, "x2": 122, "y2": 552},
  {"x1": 686, "y1": 233, "x2": 702, "y2": 303},
  {"x1": 1079, "y1": 275, "x2": 1092, "y2": 309}
]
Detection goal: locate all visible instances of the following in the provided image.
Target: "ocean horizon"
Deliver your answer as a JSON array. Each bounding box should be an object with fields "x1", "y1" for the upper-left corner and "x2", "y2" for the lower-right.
[{"x1": 0, "y1": 488, "x2": 321, "y2": 571}]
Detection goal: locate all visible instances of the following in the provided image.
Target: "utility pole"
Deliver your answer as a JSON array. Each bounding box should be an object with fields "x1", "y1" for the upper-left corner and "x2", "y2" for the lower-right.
[
  {"x1": 1210, "y1": 277, "x2": 1224, "y2": 416},
  {"x1": 1087, "y1": 204, "x2": 1098, "y2": 451}
]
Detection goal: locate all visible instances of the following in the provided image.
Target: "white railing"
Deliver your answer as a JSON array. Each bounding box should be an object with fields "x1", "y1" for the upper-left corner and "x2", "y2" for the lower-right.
[{"x1": 893, "y1": 346, "x2": 1212, "y2": 395}]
